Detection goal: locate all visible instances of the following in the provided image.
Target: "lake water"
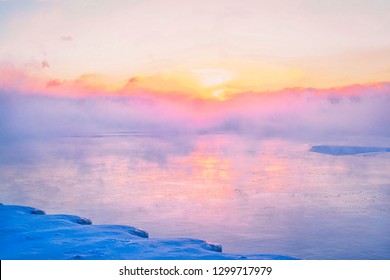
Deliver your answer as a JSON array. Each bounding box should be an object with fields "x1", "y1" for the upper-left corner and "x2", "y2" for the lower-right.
[{"x1": 1, "y1": 133, "x2": 390, "y2": 259}]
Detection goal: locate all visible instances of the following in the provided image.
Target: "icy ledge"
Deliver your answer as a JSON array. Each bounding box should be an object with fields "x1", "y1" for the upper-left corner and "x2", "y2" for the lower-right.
[
  {"x1": 0, "y1": 203, "x2": 297, "y2": 260},
  {"x1": 310, "y1": 145, "x2": 390, "y2": 155}
]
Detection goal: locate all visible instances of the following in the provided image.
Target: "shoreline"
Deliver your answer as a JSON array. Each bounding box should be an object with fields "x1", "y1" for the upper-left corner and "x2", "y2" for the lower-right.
[{"x1": 0, "y1": 203, "x2": 298, "y2": 260}]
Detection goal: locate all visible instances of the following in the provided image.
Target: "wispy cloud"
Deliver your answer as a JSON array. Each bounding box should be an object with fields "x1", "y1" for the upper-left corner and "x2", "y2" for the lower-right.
[
  {"x1": 60, "y1": 35, "x2": 73, "y2": 42},
  {"x1": 41, "y1": 60, "x2": 49, "y2": 68}
]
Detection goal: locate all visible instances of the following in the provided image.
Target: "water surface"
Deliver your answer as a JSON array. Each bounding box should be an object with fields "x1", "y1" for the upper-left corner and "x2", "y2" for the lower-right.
[{"x1": 1, "y1": 133, "x2": 390, "y2": 259}]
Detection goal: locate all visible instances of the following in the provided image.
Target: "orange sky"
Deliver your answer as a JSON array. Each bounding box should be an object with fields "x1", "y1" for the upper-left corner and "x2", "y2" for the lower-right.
[{"x1": 0, "y1": 0, "x2": 389, "y2": 100}]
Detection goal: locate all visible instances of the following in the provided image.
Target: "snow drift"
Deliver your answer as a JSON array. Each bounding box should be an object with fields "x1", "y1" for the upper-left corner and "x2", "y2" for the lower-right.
[{"x1": 0, "y1": 203, "x2": 298, "y2": 260}]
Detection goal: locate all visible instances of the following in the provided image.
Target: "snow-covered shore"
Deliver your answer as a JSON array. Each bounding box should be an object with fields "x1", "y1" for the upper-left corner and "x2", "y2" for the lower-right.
[{"x1": 0, "y1": 203, "x2": 297, "y2": 260}]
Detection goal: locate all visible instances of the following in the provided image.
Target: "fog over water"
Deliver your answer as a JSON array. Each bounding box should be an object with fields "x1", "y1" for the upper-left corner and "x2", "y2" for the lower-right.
[
  {"x1": 1, "y1": 84, "x2": 390, "y2": 142},
  {"x1": 1, "y1": 85, "x2": 390, "y2": 259}
]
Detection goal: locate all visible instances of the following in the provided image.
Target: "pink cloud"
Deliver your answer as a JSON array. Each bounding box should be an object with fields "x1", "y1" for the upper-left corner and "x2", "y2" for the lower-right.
[
  {"x1": 41, "y1": 60, "x2": 50, "y2": 68},
  {"x1": 46, "y1": 79, "x2": 62, "y2": 88},
  {"x1": 60, "y1": 35, "x2": 73, "y2": 42}
]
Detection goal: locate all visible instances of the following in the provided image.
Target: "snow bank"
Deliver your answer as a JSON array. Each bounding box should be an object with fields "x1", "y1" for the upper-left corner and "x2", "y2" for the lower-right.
[
  {"x1": 310, "y1": 145, "x2": 390, "y2": 155},
  {"x1": 0, "y1": 204, "x2": 297, "y2": 260}
]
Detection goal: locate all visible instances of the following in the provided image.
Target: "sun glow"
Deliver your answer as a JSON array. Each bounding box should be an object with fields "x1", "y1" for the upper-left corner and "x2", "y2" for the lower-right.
[
  {"x1": 191, "y1": 68, "x2": 234, "y2": 100},
  {"x1": 191, "y1": 69, "x2": 232, "y2": 87}
]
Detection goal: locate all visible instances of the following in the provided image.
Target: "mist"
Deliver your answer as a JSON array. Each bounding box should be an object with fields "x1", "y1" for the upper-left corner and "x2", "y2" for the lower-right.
[{"x1": 1, "y1": 83, "x2": 390, "y2": 145}]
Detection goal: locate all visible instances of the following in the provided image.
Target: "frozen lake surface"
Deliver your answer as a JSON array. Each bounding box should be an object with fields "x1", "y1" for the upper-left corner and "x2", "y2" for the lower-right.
[{"x1": 1, "y1": 133, "x2": 390, "y2": 259}]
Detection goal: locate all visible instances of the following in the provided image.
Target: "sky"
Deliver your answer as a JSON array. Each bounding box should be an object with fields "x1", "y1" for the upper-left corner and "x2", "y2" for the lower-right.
[
  {"x1": 0, "y1": 0, "x2": 390, "y2": 142},
  {"x1": 0, "y1": 0, "x2": 389, "y2": 99}
]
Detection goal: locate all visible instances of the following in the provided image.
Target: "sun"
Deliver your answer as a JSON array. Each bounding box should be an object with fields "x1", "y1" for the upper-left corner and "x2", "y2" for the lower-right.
[{"x1": 191, "y1": 68, "x2": 233, "y2": 100}]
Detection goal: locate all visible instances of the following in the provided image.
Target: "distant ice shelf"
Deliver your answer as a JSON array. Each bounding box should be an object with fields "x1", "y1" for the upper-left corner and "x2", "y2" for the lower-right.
[
  {"x1": 0, "y1": 203, "x2": 298, "y2": 260},
  {"x1": 310, "y1": 145, "x2": 390, "y2": 155}
]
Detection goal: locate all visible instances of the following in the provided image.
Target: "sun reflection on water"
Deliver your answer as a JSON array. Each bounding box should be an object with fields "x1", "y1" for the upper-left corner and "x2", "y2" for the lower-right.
[{"x1": 1, "y1": 135, "x2": 390, "y2": 259}]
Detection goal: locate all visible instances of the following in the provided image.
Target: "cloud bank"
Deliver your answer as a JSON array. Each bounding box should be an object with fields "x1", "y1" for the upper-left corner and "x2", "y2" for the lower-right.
[{"x1": 1, "y1": 82, "x2": 390, "y2": 144}]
